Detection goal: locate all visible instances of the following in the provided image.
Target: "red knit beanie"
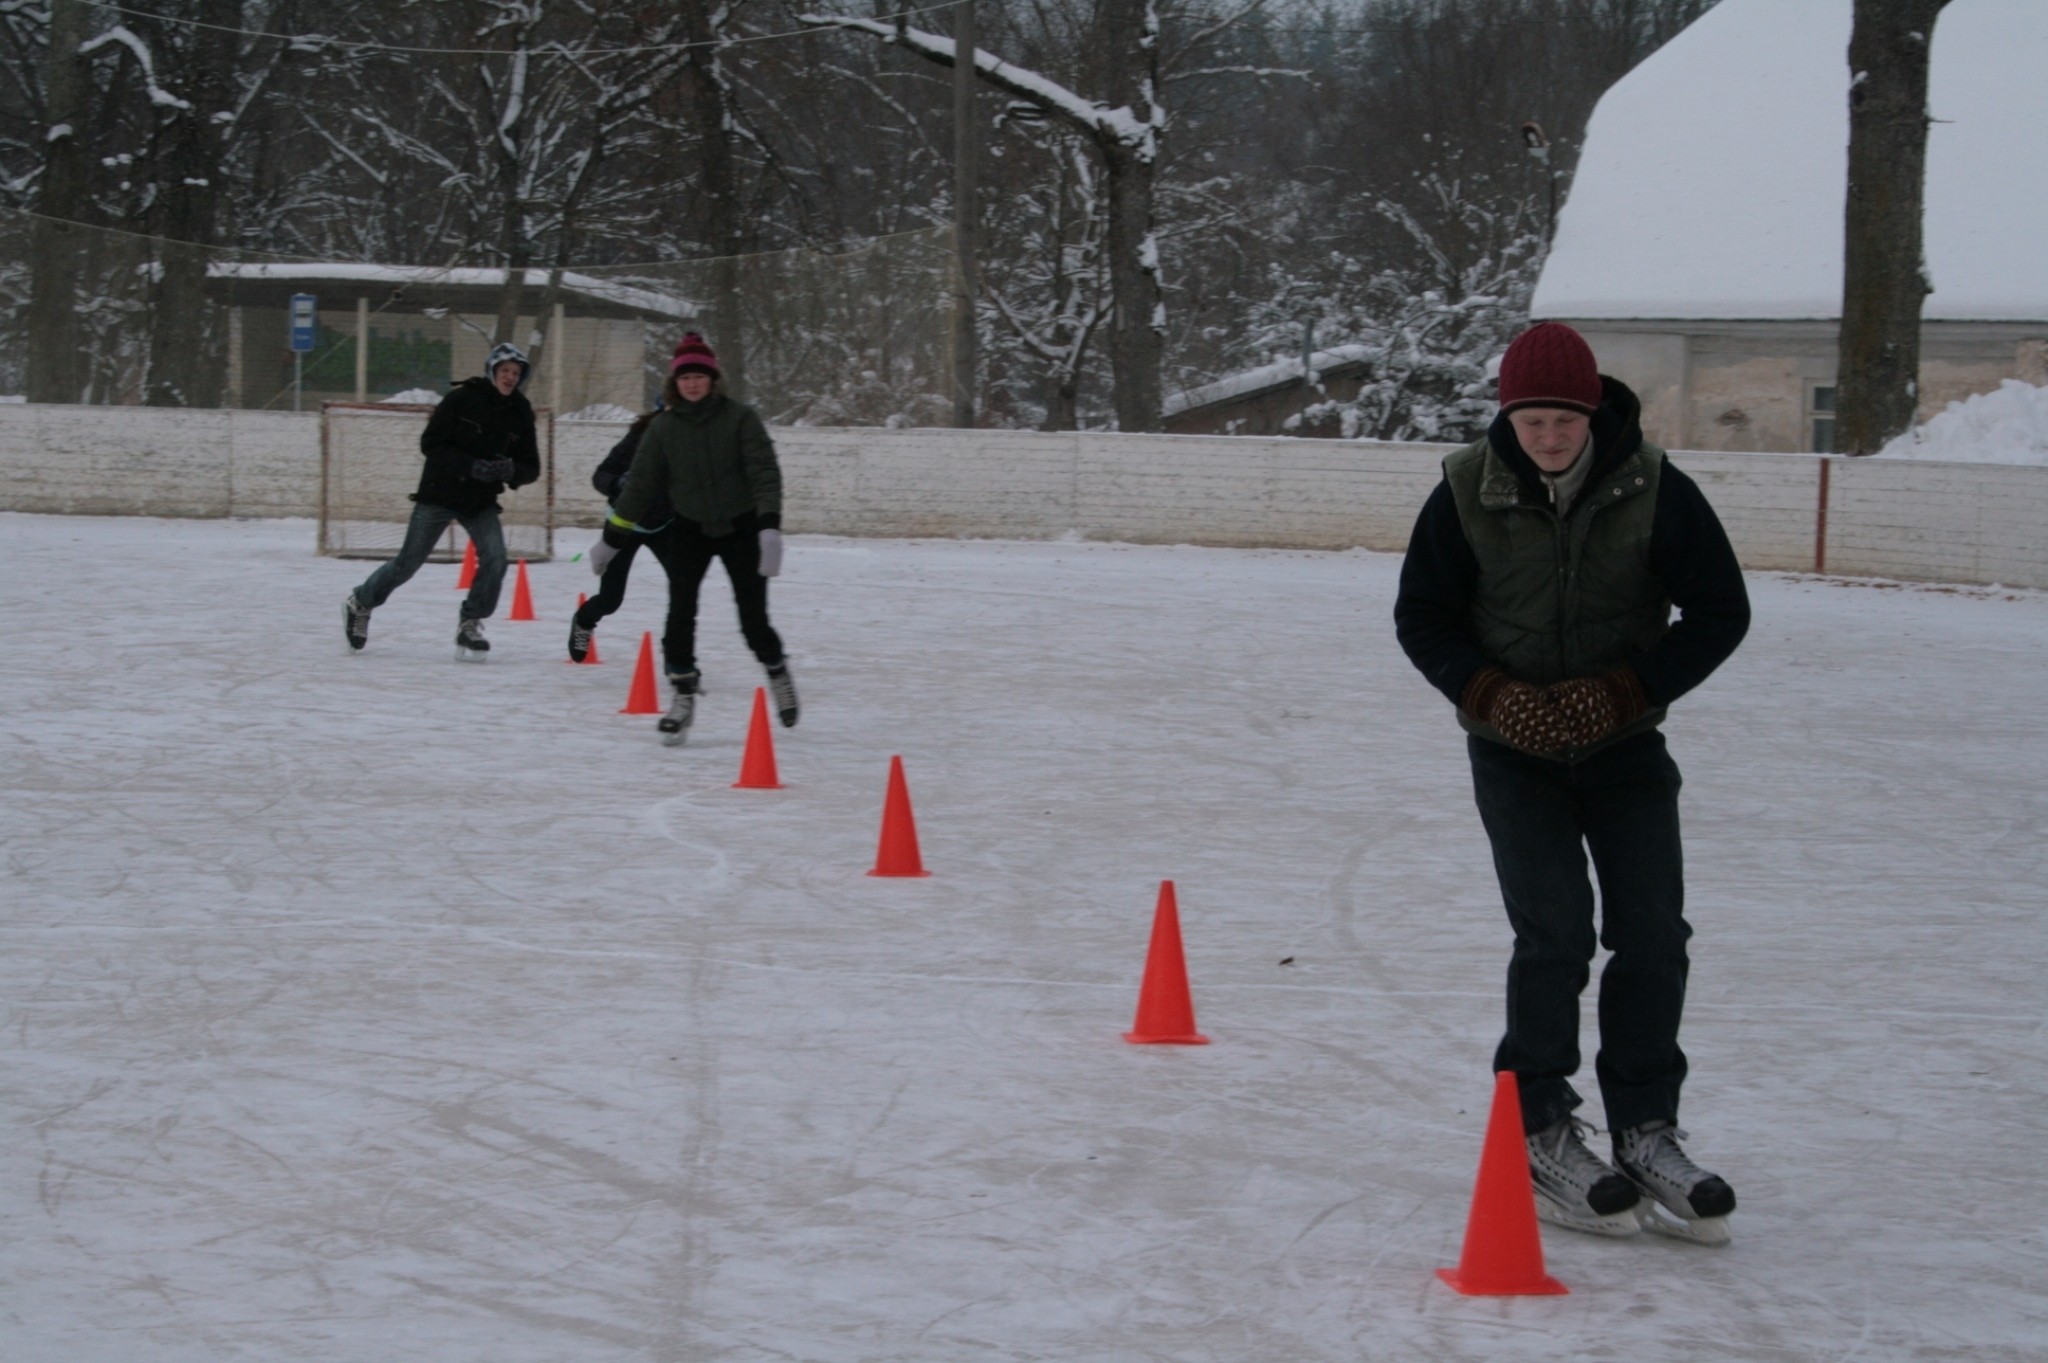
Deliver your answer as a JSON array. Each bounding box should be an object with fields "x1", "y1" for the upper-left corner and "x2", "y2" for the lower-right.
[
  {"x1": 1497, "y1": 322, "x2": 1601, "y2": 416},
  {"x1": 670, "y1": 332, "x2": 720, "y2": 378}
]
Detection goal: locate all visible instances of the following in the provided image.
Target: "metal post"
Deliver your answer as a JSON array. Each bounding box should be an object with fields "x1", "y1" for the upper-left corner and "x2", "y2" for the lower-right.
[
  {"x1": 294, "y1": 352, "x2": 302, "y2": 413},
  {"x1": 952, "y1": 0, "x2": 979, "y2": 428},
  {"x1": 355, "y1": 296, "x2": 369, "y2": 401}
]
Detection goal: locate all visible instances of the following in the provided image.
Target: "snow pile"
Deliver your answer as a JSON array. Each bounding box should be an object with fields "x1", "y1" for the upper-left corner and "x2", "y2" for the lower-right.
[
  {"x1": 380, "y1": 388, "x2": 444, "y2": 404},
  {"x1": 0, "y1": 394, "x2": 22, "y2": 404},
  {"x1": 560, "y1": 402, "x2": 640, "y2": 422},
  {"x1": 1875, "y1": 380, "x2": 2048, "y2": 465}
]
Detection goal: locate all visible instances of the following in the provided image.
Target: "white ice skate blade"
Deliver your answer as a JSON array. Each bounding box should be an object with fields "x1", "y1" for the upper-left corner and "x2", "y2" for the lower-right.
[
  {"x1": 1634, "y1": 1203, "x2": 1731, "y2": 1246},
  {"x1": 455, "y1": 650, "x2": 489, "y2": 662},
  {"x1": 1534, "y1": 1188, "x2": 1643, "y2": 1238},
  {"x1": 660, "y1": 728, "x2": 688, "y2": 747}
]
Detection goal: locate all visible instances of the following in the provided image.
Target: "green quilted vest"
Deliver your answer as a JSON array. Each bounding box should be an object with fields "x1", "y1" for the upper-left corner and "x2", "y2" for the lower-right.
[{"x1": 1443, "y1": 437, "x2": 1673, "y2": 753}]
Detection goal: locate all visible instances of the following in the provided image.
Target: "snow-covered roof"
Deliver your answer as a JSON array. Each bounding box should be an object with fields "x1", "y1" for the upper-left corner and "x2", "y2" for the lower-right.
[
  {"x1": 208, "y1": 262, "x2": 696, "y2": 322},
  {"x1": 1531, "y1": 0, "x2": 2048, "y2": 322},
  {"x1": 1165, "y1": 345, "x2": 1375, "y2": 415}
]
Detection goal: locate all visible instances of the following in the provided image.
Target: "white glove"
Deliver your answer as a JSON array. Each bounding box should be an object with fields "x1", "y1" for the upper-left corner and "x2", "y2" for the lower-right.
[
  {"x1": 588, "y1": 537, "x2": 618, "y2": 577},
  {"x1": 757, "y1": 528, "x2": 784, "y2": 578}
]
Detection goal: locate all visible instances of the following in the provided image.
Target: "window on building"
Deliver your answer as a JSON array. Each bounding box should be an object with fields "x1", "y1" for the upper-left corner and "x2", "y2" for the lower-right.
[{"x1": 1810, "y1": 384, "x2": 1836, "y2": 453}]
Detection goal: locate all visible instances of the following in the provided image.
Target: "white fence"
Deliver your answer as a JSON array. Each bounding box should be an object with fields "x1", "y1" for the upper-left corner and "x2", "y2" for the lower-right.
[{"x1": 2, "y1": 403, "x2": 2044, "y2": 589}]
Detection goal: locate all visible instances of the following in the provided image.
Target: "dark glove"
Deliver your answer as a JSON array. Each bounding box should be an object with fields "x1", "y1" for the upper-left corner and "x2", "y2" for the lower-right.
[
  {"x1": 1462, "y1": 666, "x2": 1571, "y2": 756},
  {"x1": 470, "y1": 456, "x2": 515, "y2": 483},
  {"x1": 1543, "y1": 669, "x2": 1648, "y2": 749}
]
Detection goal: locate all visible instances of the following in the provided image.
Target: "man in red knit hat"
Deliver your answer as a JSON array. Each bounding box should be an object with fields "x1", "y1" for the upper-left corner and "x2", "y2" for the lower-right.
[{"x1": 1394, "y1": 320, "x2": 1752, "y2": 1243}]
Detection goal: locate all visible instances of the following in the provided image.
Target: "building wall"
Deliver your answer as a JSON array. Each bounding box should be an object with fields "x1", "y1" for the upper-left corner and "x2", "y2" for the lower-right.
[
  {"x1": 3, "y1": 403, "x2": 2045, "y2": 589},
  {"x1": 1572, "y1": 319, "x2": 2048, "y2": 453}
]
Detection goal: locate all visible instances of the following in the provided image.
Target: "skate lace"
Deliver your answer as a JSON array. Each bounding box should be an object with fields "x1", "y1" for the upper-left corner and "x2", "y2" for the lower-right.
[
  {"x1": 1535, "y1": 1118, "x2": 1615, "y2": 1184},
  {"x1": 769, "y1": 668, "x2": 796, "y2": 706},
  {"x1": 1624, "y1": 1123, "x2": 1708, "y2": 1185}
]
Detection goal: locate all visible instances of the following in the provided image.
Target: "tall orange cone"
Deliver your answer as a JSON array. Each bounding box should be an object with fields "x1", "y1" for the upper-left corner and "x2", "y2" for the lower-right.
[
  {"x1": 620, "y1": 632, "x2": 661, "y2": 714},
  {"x1": 1436, "y1": 1072, "x2": 1568, "y2": 1296},
  {"x1": 867, "y1": 755, "x2": 930, "y2": 877},
  {"x1": 509, "y1": 559, "x2": 537, "y2": 619},
  {"x1": 569, "y1": 593, "x2": 601, "y2": 664},
  {"x1": 1123, "y1": 880, "x2": 1209, "y2": 1044},
  {"x1": 456, "y1": 537, "x2": 478, "y2": 588},
  {"x1": 732, "y1": 687, "x2": 784, "y2": 789}
]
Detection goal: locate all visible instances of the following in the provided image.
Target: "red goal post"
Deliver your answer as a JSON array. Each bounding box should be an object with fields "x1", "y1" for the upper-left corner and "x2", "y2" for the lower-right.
[{"x1": 317, "y1": 400, "x2": 557, "y2": 561}]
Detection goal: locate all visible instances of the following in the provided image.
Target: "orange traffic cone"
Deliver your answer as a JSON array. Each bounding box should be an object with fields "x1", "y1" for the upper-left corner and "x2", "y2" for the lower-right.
[
  {"x1": 1436, "y1": 1072, "x2": 1568, "y2": 1296},
  {"x1": 1123, "y1": 880, "x2": 1209, "y2": 1044},
  {"x1": 620, "y1": 632, "x2": 660, "y2": 714},
  {"x1": 456, "y1": 537, "x2": 478, "y2": 588},
  {"x1": 509, "y1": 560, "x2": 536, "y2": 620},
  {"x1": 569, "y1": 594, "x2": 601, "y2": 664},
  {"x1": 867, "y1": 755, "x2": 930, "y2": 877},
  {"x1": 732, "y1": 687, "x2": 783, "y2": 789}
]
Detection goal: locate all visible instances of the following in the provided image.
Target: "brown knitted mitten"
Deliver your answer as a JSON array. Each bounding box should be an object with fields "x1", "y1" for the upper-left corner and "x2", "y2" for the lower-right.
[
  {"x1": 1544, "y1": 668, "x2": 1648, "y2": 748},
  {"x1": 1462, "y1": 666, "x2": 1571, "y2": 756}
]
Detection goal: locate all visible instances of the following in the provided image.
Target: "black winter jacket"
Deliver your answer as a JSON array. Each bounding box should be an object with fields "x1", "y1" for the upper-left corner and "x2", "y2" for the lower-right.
[
  {"x1": 1394, "y1": 376, "x2": 1751, "y2": 713},
  {"x1": 591, "y1": 414, "x2": 674, "y2": 528},
  {"x1": 414, "y1": 377, "x2": 541, "y2": 514}
]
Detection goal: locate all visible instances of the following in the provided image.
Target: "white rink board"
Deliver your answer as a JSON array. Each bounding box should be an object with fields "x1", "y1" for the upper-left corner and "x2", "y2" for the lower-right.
[{"x1": 2, "y1": 402, "x2": 2044, "y2": 586}]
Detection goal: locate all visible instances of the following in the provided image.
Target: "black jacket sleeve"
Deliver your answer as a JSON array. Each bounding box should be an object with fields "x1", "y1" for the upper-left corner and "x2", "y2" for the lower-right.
[
  {"x1": 1632, "y1": 462, "x2": 1750, "y2": 707},
  {"x1": 1393, "y1": 478, "x2": 1491, "y2": 706},
  {"x1": 592, "y1": 424, "x2": 645, "y2": 501}
]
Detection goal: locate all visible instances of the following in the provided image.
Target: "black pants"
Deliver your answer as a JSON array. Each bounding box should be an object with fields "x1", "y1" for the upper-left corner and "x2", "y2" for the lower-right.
[
  {"x1": 648, "y1": 518, "x2": 784, "y2": 677},
  {"x1": 573, "y1": 532, "x2": 666, "y2": 629},
  {"x1": 1468, "y1": 729, "x2": 1692, "y2": 1135}
]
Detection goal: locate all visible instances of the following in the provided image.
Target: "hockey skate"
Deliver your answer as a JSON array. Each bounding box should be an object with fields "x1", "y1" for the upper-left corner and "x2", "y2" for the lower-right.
[
  {"x1": 567, "y1": 615, "x2": 594, "y2": 663},
  {"x1": 1614, "y1": 1121, "x2": 1735, "y2": 1246},
  {"x1": 766, "y1": 659, "x2": 799, "y2": 728},
  {"x1": 1527, "y1": 1117, "x2": 1642, "y2": 1237},
  {"x1": 343, "y1": 593, "x2": 372, "y2": 651},
  {"x1": 455, "y1": 616, "x2": 491, "y2": 660},
  {"x1": 658, "y1": 670, "x2": 699, "y2": 746}
]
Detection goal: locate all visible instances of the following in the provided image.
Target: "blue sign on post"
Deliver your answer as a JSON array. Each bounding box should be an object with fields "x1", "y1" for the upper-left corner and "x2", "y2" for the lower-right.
[{"x1": 289, "y1": 294, "x2": 317, "y2": 353}]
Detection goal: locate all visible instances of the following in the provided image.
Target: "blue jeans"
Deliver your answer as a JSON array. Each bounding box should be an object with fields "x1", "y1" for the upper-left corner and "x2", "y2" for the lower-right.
[
  {"x1": 1468, "y1": 729, "x2": 1692, "y2": 1135},
  {"x1": 355, "y1": 501, "x2": 506, "y2": 622}
]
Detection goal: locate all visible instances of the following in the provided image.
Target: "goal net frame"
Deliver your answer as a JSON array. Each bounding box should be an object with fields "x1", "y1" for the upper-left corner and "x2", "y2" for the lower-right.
[{"x1": 317, "y1": 401, "x2": 558, "y2": 561}]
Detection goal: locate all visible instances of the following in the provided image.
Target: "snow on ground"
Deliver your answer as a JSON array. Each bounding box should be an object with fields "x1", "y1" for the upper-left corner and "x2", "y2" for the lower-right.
[
  {"x1": 1878, "y1": 379, "x2": 2048, "y2": 465},
  {"x1": 2, "y1": 514, "x2": 2044, "y2": 1363}
]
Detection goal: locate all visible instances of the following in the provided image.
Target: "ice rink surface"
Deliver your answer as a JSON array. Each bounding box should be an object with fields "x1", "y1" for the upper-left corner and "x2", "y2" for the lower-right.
[{"x1": 3, "y1": 513, "x2": 2044, "y2": 1362}]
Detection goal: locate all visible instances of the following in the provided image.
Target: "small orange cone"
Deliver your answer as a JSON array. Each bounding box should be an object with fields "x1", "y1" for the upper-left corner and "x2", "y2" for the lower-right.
[
  {"x1": 456, "y1": 538, "x2": 477, "y2": 588},
  {"x1": 867, "y1": 755, "x2": 930, "y2": 877},
  {"x1": 620, "y1": 632, "x2": 660, "y2": 714},
  {"x1": 509, "y1": 560, "x2": 536, "y2": 620},
  {"x1": 732, "y1": 688, "x2": 783, "y2": 789},
  {"x1": 1436, "y1": 1072, "x2": 1568, "y2": 1296},
  {"x1": 570, "y1": 593, "x2": 601, "y2": 664},
  {"x1": 1123, "y1": 880, "x2": 1209, "y2": 1044}
]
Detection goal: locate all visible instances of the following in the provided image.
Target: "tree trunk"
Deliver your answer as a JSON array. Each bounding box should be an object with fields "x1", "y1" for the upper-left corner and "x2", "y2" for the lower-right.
[
  {"x1": 1097, "y1": 0, "x2": 1162, "y2": 433},
  {"x1": 489, "y1": 39, "x2": 533, "y2": 352},
  {"x1": 25, "y1": 0, "x2": 93, "y2": 404},
  {"x1": 1836, "y1": 0, "x2": 1950, "y2": 455},
  {"x1": 681, "y1": 1, "x2": 747, "y2": 401},
  {"x1": 951, "y1": 0, "x2": 979, "y2": 427},
  {"x1": 144, "y1": 0, "x2": 236, "y2": 408}
]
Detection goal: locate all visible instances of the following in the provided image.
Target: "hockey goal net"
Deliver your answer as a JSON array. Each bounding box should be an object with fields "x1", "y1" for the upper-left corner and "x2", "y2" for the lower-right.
[{"x1": 318, "y1": 401, "x2": 557, "y2": 560}]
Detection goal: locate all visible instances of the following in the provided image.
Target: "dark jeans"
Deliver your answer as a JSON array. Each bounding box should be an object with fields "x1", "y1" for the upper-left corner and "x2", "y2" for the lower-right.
[
  {"x1": 355, "y1": 501, "x2": 505, "y2": 621},
  {"x1": 648, "y1": 518, "x2": 784, "y2": 677},
  {"x1": 573, "y1": 533, "x2": 666, "y2": 629},
  {"x1": 1468, "y1": 729, "x2": 1692, "y2": 1136}
]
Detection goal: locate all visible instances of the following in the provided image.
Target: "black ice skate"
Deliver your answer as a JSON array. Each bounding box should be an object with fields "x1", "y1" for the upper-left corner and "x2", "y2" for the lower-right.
[
  {"x1": 455, "y1": 616, "x2": 491, "y2": 660},
  {"x1": 659, "y1": 670, "x2": 699, "y2": 746},
  {"x1": 567, "y1": 615, "x2": 594, "y2": 663},
  {"x1": 766, "y1": 659, "x2": 799, "y2": 728},
  {"x1": 1527, "y1": 1118, "x2": 1642, "y2": 1237},
  {"x1": 343, "y1": 592, "x2": 371, "y2": 651},
  {"x1": 1613, "y1": 1121, "x2": 1735, "y2": 1246}
]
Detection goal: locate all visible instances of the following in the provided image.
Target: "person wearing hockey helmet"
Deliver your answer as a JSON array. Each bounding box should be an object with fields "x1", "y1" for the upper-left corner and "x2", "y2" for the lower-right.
[
  {"x1": 589, "y1": 333, "x2": 797, "y2": 744},
  {"x1": 343, "y1": 342, "x2": 540, "y2": 657},
  {"x1": 1394, "y1": 321, "x2": 1752, "y2": 1243}
]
